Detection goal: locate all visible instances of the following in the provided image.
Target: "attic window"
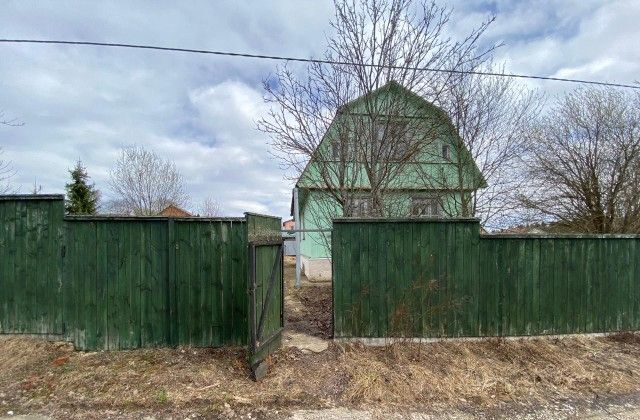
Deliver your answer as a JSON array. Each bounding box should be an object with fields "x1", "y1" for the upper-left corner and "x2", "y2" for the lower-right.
[
  {"x1": 442, "y1": 144, "x2": 450, "y2": 160},
  {"x1": 331, "y1": 141, "x2": 340, "y2": 160},
  {"x1": 375, "y1": 121, "x2": 409, "y2": 159},
  {"x1": 332, "y1": 133, "x2": 353, "y2": 160}
]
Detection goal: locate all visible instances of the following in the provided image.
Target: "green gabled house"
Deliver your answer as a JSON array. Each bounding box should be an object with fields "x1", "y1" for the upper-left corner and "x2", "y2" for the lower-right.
[{"x1": 292, "y1": 81, "x2": 485, "y2": 280}]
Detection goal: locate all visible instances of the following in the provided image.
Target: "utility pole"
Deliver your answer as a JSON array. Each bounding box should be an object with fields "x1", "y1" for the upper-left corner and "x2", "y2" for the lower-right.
[{"x1": 293, "y1": 187, "x2": 302, "y2": 288}]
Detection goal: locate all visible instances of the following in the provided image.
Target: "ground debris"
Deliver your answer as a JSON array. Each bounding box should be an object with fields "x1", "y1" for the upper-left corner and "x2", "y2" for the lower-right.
[
  {"x1": 284, "y1": 256, "x2": 332, "y2": 339},
  {"x1": 2, "y1": 332, "x2": 640, "y2": 418},
  {"x1": 2, "y1": 258, "x2": 640, "y2": 418}
]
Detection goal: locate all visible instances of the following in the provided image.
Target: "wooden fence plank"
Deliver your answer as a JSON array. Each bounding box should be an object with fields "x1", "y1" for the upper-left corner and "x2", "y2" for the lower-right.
[{"x1": 333, "y1": 220, "x2": 640, "y2": 339}]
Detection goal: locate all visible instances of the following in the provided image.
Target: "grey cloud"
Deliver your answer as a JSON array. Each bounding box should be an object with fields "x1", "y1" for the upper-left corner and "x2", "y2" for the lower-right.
[{"x1": 1, "y1": 0, "x2": 638, "y2": 220}]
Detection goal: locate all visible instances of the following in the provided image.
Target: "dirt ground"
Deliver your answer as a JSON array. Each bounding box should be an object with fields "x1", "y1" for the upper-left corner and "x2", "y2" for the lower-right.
[
  {"x1": 283, "y1": 256, "x2": 332, "y2": 339},
  {"x1": 2, "y1": 261, "x2": 640, "y2": 418}
]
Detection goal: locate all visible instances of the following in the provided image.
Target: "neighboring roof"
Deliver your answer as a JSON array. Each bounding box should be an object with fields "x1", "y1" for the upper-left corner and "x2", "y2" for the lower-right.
[
  {"x1": 498, "y1": 224, "x2": 548, "y2": 235},
  {"x1": 159, "y1": 205, "x2": 193, "y2": 217},
  {"x1": 0, "y1": 194, "x2": 64, "y2": 201},
  {"x1": 294, "y1": 80, "x2": 487, "y2": 190}
]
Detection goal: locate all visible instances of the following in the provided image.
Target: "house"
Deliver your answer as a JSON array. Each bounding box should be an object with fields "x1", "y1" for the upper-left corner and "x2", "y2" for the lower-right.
[
  {"x1": 292, "y1": 81, "x2": 485, "y2": 280},
  {"x1": 158, "y1": 204, "x2": 192, "y2": 217},
  {"x1": 282, "y1": 218, "x2": 297, "y2": 256}
]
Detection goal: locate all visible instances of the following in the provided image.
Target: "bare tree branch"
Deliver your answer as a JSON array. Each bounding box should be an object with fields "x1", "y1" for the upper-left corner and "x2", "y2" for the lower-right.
[
  {"x1": 108, "y1": 145, "x2": 189, "y2": 216},
  {"x1": 0, "y1": 110, "x2": 24, "y2": 127},
  {"x1": 259, "y1": 0, "x2": 496, "y2": 250},
  {"x1": 0, "y1": 110, "x2": 20, "y2": 193},
  {"x1": 520, "y1": 88, "x2": 640, "y2": 233},
  {"x1": 0, "y1": 149, "x2": 16, "y2": 194},
  {"x1": 198, "y1": 196, "x2": 221, "y2": 217},
  {"x1": 416, "y1": 59, "x2": 543, "y2": 229}
]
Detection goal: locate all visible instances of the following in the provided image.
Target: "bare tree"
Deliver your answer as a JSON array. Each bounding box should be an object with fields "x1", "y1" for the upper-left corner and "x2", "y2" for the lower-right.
[
  {"x1": 419, "y1": 60, "x2": 542, "y2": 228},
  {"x1": 108, "y1": 145, "x2": 189, "y2": 216},
  {"x1": 0, "y1": 111, "x2": 21, "y2": 193},
  {"x1": 0, "y1": 149, "x2": 15, "y2": 194},
  {"x1": 259, "y1": 0, "x2": 495, "y2": 250},
  {"x1": 521, "y1": 88, "x2": 640, "y2": 233},
  {"x1": 0, "y1": 110, "x2": 23, "y2": 127},
  {"x1": 198, "y1": 196, "x2": 221, "y2": 217}
]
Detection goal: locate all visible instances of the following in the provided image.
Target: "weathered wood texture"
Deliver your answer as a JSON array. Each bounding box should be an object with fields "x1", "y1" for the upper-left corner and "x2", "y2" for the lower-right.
[
  {"x1": 0, "y1": 196, "x2": 65, "y2": 335},
  {"x1": 245, "y1": 213, "x2": 283, "y2": 366},
  {"x1": 0, "y1": 197, "x2": 251, "y2": 350},
  {"x1": 333, "y1": 219, "x2": 640, "y2": 338}
]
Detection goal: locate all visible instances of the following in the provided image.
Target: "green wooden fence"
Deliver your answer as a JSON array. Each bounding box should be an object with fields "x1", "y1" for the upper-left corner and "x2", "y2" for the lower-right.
[
  {"x1": 0, "y1": 196, "x2": 64, "y2": 335},
  {"x1": 62, "y1": 217, "x2": 248, "y2": 350},
  {"x1": 0, "y1": 196, "x2": 284, "y2": 352},
  {"x1": 245, "y1": 213, "x2": 284, "y2": 367},
  {"x1": 333, "y1": 219, "x2": 640, "y2": 339}
]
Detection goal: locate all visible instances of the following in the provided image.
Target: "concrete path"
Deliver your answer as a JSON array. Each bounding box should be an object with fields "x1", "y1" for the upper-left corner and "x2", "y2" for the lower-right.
[{"x1": 283, "y1": 330, "x2": 329, "y2": 353}]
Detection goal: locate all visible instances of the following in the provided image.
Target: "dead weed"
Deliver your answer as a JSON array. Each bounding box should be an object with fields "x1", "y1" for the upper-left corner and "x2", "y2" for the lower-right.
[{"x1": 3, "y1": 332, "x2": 640, "y2": 417}]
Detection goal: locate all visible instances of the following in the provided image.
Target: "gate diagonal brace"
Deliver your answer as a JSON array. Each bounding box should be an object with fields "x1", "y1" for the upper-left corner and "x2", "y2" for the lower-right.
[{"x1": 256, "y1": 244, "x2": 283, "y2": 344}]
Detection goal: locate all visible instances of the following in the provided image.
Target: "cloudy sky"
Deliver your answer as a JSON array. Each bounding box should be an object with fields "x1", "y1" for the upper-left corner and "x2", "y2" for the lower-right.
[{"x1": 1, "y1": 1, "x2": 639, "y2": 218}]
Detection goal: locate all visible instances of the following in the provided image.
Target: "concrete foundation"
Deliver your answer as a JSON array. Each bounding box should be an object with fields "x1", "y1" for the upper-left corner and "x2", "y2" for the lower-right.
[{"x1": 300, "y1": 255, "x2": 332, "y2": 281}]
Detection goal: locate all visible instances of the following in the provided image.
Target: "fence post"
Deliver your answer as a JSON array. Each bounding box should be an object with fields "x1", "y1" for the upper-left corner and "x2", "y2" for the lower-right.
[{"x1": 167, "y1": 218, "x2": 176, "y2": 346}]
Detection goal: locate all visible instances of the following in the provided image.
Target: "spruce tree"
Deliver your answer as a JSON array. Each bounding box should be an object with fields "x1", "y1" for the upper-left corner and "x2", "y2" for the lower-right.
[{"x1": 65, "y1": 160, "x2": 99, "y2": 214}]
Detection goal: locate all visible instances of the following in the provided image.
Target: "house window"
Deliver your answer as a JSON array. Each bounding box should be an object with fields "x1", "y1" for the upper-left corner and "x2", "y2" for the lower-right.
[
  {"x1": 346, "y1": 195, "x2": 372, "y2": 217},
  {"x1": 332, "y1": 133, "x2": 353, "y2": 161},
  {"x1": 411, "y1": 196, "x2": 441, "y2": 217},
  {"x1": 442, "y1": 144, "x2": 450, "y2": 160},
  {"x1": 375, "y1": 121, "x2": 409, "y2": 159},
  {"x1": 375, "y1": 123, "x2": 386, "y2": 144},
  {"x1": 331, "y1": 141, "x2": 340, "y2": 160}
]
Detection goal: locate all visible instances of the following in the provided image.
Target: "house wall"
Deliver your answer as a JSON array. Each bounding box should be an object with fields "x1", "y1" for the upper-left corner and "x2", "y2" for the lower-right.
[
  {"x1": 295, "y1": 83, "x2": 484, "y2": 279},
  {"x1": 299, "y1": 190, "x2": 338, "y2": 261},
  {"x1": 299, "y1": 189, "x2": 466, "y2": 264}
]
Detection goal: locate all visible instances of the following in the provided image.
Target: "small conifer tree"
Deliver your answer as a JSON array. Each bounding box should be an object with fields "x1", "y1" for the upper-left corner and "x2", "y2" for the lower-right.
[{"x1": 65, "y1": 160, "x2": 99, "y2": 214}]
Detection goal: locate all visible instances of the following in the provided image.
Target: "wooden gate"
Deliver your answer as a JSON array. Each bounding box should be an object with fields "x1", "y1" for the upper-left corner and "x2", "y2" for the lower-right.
[{"x1": 245, "y1": 213, "x2": 284, "y2": 379}]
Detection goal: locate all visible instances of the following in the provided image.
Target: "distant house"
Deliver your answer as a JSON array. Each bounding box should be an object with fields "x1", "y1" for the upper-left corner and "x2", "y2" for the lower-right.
[
  {"x1": 283, "y1": 219, "x2": 295, "y2": 230},
  {"x1": 159, "y1": 205, "x2": 192, "y2": 217},
  {"x1": 292, "y1": 81, "x2": 485, "y2": 280}
]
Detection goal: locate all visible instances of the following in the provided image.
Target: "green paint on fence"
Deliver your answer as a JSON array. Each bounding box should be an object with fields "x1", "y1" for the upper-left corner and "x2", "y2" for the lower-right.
[
  {"x1": 333, "y1": 219, "x2": 640, "y2": 339},
  {"x1": 0, "y1": 196, "x2": 260, "y2": 351},
  {"x1": 0, "y1": 196, "x2": 64, "y2": 335},
  {"x1": 245, "y1": 213, "x2": 284, "y2": 366}
]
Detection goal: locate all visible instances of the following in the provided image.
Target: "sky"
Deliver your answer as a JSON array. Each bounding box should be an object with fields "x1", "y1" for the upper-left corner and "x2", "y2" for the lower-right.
[{"x1": 1, "y1": 0, "x2": 639, "y2": 219}]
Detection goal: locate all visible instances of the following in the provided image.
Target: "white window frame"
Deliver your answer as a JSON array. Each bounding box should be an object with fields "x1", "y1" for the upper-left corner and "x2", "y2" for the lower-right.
[
  {"x1": 332, "y1": 134, "x2": 354, "y2": 161},
  {"x1": 346, "y1": 194, "x2": 372, "y2": 217},
  {"x1": 410, "y1": 195, "x2": 441, "y2": 217},
  {"x1": 442, "y1": 143, "x2": 451, "y2": 160},
  {"x1": 375, "y1": 120, "x2": 410, "y2": 160}
]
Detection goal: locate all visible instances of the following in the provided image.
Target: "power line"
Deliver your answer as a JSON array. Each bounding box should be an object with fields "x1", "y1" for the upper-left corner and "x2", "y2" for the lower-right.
[{"x1": 1, "y1": 38, "x2": 639, "y2": 90}]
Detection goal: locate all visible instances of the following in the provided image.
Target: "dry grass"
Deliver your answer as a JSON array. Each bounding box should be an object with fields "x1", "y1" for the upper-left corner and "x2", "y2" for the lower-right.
[
  {"x1": 338, "y1": 335, "x2": 640, "y2": 407},
  {"x1": 2, "y1": 262, "x2": 640, "y2": 417},
  {"x1": 2, "y1": 333, "x2": 640, "y2": 418}
]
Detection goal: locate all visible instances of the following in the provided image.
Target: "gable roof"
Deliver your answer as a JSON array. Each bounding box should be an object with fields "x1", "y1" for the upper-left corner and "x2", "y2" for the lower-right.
[
  {"x1": 159, "y1": 204, "x2": 192, "y2": 217},
  {"x1": 295, "y1": 80, "x2": 486, "y2": 190}
]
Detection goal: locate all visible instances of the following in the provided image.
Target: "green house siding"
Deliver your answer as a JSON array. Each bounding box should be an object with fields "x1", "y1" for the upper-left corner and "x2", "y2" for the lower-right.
[
  {"x1": 299, "y1": 191, "x2": 337, "y2": 259},
  {"x1": 295, "y1": 82, "x2": 484, "y2": 262},
  {"x1": 297, "y1": 82, "x2": 485, "y2": 192},
  {"x1": 299, "y1": 190, "x2": 466, "y2": 259}
]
